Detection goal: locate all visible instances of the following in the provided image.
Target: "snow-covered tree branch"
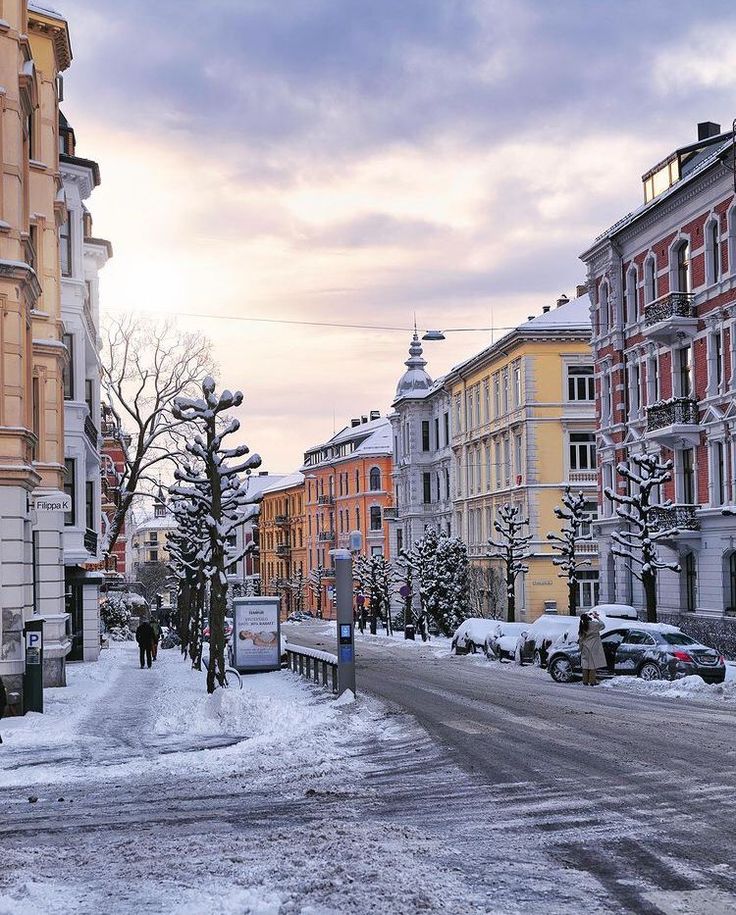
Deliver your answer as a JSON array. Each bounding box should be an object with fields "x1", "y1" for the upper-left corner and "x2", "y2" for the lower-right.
[
  {"x1": 546, "y1": 487, "x2": 591, "y2": 616},
  {"x1": 488, "y1": 504, "x2": 531, "y2": 623}
]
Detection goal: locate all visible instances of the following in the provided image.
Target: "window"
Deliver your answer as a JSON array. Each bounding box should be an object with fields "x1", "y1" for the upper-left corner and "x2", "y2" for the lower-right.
[
  {"x1": 421, "y1": 420, "x2": 430, "y2": 452},
  {"x1": 356, "y1": 506, "x2": 360, "y2": 530},
  {"x1": 454, "y1": 394, "x2": 462, "y2": 432},
  {"x1": 444, "y1": 466, "x2": 450, "y2": 499},
  {"x1": 31, "y1": 375, "x2": 40, "y2": 460},
  {"x1": 514, "y1": 434, "x2": 523, "y2": 480},
  {"x1": 443, "y1": 411, "x2": 449, "y2": 446},
  {"x1": 423, "y1": 472, "x2": 432, "y2": 505},
  {"x1": 370, "y1": 506, "x2": 382, "y2": 531},
  {"x1": 371, "y1": 546, "x2": 383, "y2": 557},
  {"x1": 647, "y1": 353, "x2": 660, "y2": 404},
  {"x1": 603, "y1": 463, "x2": 613, "y2": 516},
  {"x1": 483, "y1": 379, "x2": 490, "y2": 422},
  {"x1": 149, "y1": 550, "x2": 158, "y2": 563},
  {"x1": 629, "y1": 360, "x2": 641, "y2": 416},
  {"x1": 433, "y1": 417, "x2": 439, "y2": 450},
  {"x1": 485, "y1": 444, "x2": 492, "y2": 491},
  {"x1": 396, "y1": 529, "x2": 403, "y2": 554},
  {"x1": 502, "y1": 367, "x2": 509, "y2": 413},
  {"x1": 675, "y1": 240, "x2": 690, "y2": 293},
  {"x1": 369, "y1": 467, "x2": 381, "y2": 491},
  {"x1": 677, "y1": 345, "x2": 692, "y2": 397},
  {"x1": 512, "y1": 361, "x2": 522, "y2": 407},
  {"x1": 492, "y1": 374, "x2": 500, "y2": 417},
  {"x1": 626, "y1": 267, "x2": 638, "y2": 324},
  {"x1": 569, "y1": 432, "x2": 596, "y2": 471},
  {"x1": 503, "y1": 436, "x2": 511, "y2": 486},
  {"x1": 708, "y1": 219, "x2": 721, "y2": 284},
  {"x1": 709, "y1": 331, "x2": 724, "y2": 394},
  {"x1": 713, "y1": 441, "x2": 725, "y2": 506},
  {"x1": 645, "y1": 256, "x2": 656, "y2": 304},
  {"x1": 85, "y1": 481, "x2": 95, "y2": 531},
  {"x1": 64, "y1": 457, "x2": 76, "y2": 526},
  {"x1": 684, "y1": 552, "x2": 697, "y2": 612},
  {"x1": 60, "y1": 211, "x2": 72, "y2": 277},
  {"x1": 567, "y1": 366, "x2": 595, "y2": 401},
  {"x1": 681, "y1": 448, "x2": 695, "y2": 504},
  {"x1": 580, "y1": 501, "x2": 598, "y2": 538},
  {"x1": 601, "y1": 371, "x2": 612, "y2": 424},
  {"x1": 494, "y1": 440, "x2": 502, "y2": 491},
  {"x1": 576, "y1": 571, "x2": 600, "y2": 609},
  {"x1": 355, "y1": 470, "x2": 360, "y2": 493}
]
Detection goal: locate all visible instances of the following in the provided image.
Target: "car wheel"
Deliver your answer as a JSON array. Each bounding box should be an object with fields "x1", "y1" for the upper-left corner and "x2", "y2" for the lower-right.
[
  {"x1": 638, "y1": 662, "x2": 662, "y2": 681},
  {"x1": 533, "y1": 649, "x2": 543, "y2": 668},
  {"x1": 549, "y1": 657, "x2": 574, "y2": 684}
]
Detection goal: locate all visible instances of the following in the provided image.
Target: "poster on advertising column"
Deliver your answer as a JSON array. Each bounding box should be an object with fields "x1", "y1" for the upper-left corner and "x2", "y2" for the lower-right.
[{"x1": 232, "y1": 596, "x2": 281, "y2": 673}]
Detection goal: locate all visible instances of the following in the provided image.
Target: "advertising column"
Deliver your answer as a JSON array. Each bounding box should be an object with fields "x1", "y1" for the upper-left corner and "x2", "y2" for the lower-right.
[{"x1": 232, "y1": 596, "x2": 282, "y2": 673}]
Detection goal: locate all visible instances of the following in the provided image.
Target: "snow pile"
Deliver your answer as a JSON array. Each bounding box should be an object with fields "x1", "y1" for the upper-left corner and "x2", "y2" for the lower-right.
[{"x1": 603, "y1": 673, "x2": 736, "y2": 703}]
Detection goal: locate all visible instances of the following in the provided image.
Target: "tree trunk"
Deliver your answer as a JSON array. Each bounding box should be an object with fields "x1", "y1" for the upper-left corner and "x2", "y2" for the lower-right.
[
  {"x1": 568, "y1": 580, "x2": 577, "y2": 617},
  {"x1": 507, "y1": 560, "x2": 515, "y2": 623},
  {"x1": 643, "y1": 571, "x2": 658, "y2": 624}
]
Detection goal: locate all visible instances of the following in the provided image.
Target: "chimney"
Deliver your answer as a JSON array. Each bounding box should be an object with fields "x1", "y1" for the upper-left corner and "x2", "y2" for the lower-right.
[
  {"x1": 542, "y1": 305, "x2": 551, "y2": 314},
  {"x1": 576, "y1": 284, "x2": 588, "y2": 298},
  {"x1": 698, "y1": 121, "x2": 721, "y2": 141},
  {"x1": 351, "y1": 418, "x2": 360, "y2": 427},
  {"x1": 556, "y1": 294, "x2": 569, "y2": 308},
  {"x1": 369, "y1": 410, "x2": 380, "y2": 421},
  {"x1": 258, "y1": 471, "x2": 268, "y2": 476},
  {"x1": 361, "y1": 415, "x2": 368, "y2": 424},
  {"x1": 527, "y1": 315, "x2": 534, "y2": 322}
]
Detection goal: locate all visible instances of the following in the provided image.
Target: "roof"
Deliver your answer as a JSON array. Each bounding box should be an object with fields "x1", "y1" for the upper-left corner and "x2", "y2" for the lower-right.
[
  {"x1": 584, "y1": 135, "x2": 733, "y2": 252},
  {"x1": 394, "y1": 333, "x2": 433, "y2": 403},
  {"x1": 28, "y1": 2, "x2": 65, "y2": 18},
  {"x1": 261, "y1": 472, "x2": 303, "y2": 495},
  {"x1": 446, "y1": 293, "x2": 591, "y2": 381},
  {"x1": 302, "y1": 416, "x2": 392, "y2": 469},
  {"x1": 133, "y1": 515, "x2": 177, "y2": 533}
]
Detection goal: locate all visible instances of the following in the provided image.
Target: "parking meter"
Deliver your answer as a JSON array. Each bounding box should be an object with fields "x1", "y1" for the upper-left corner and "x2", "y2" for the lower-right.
[
  {"x1": 23, "y1": 618, "x2": 44, "y2": 714},
  {"x1": 331, "y1": 548, "x2": 356, "y2": 697}
]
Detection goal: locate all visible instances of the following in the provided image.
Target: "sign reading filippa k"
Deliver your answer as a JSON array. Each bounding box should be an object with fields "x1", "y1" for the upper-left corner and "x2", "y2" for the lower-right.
[{"x1": 31, "y1": 491, "x2": 72, "y2": 512}]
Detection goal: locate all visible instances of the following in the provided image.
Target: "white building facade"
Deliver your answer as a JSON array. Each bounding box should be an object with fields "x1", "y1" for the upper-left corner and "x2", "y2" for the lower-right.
[{"x1": 60, "y1": 114, "x2": 110, "y2": 662}]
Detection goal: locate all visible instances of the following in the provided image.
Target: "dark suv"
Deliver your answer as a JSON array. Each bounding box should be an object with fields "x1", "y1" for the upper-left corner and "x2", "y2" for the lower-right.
[{"x1": 547, "y1": 624, "x2": 725, "y2": 684}]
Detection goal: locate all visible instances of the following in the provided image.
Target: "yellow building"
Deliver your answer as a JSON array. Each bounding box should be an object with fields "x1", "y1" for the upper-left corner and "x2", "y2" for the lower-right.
[
  {"x1": 0, "y1": 3, "x2": 74, "y2": 695},
  {"x1": 445, "y1": 293, "x2": 599, "y2": 622}
]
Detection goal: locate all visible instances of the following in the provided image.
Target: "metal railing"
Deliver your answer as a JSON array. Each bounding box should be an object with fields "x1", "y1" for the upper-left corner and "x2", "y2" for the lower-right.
[
  {"x1": 318, "y1": 530, "x2": 335, "y2": 542},
  {"x1": 317, "y1": 494, "x2": 334, "y2": 505},
  {"x1": 643, "y1": 291, "x2": 695, "y2": 328},
  {"x1": 646, "y1": 397, "x2": 699, "y2": 432},
  {"x1": 84, "y1": 414, "x2": 99, "y2": 447},
  {"x1": 275, "y1": 514, "x2": 289, "y2": 525},
  {"x1": 84, "y1": 528, "x2": 98, "y2": 553},
  {"x1": 276, "y1": 543, "x2": 290, "y2": 556},
  {"x1": 285, "y1": 642, "x2": 339, "y2": 693},
  {"x1": 382, "y1": 506, "x2": 399, "y2": 519},
  {"x1": 650, "y1": 503, "x2": 700, "y2": 532}
]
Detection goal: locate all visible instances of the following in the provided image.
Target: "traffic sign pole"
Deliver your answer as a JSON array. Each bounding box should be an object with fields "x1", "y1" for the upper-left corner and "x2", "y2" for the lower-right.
[{"x1": 23, "y1": 618, "x2": 44, "y2": 714}]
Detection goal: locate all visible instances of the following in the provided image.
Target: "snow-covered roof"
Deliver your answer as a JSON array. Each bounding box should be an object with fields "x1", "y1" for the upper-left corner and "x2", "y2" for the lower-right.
[
  {"x1": 262, "y1": 471, "x2": 304, "y2": 495},
  {"x1": 329, "y1": 416, "x2": 389, "y2": 447},
  {"x1": 302, "y1": 416, "x2": 392, "y2": 469},
  {"x1": 28, "y1": 2, "x2": 65, "y2": 19},
  {"x1": 132, "y1": 514, "x2": 178, "y2": 534},
  {"x1": 246, "y1": 473, "x2": 287, "y2": 498}
]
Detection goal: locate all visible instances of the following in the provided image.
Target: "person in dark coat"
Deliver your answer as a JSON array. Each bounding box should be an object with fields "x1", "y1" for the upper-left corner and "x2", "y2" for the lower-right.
[
  {"x1": 0, "y1": 675, "x2": 6, "y2": 744},
  {"x1": 150, "y1": 619, "x2": 162, "y2": 661},
  {"x1": 579, "y1": 611, "x2": 606, "y2": 685},
  {"x1": 135, "y1": 620, "x2": 154, "y2": 669}
]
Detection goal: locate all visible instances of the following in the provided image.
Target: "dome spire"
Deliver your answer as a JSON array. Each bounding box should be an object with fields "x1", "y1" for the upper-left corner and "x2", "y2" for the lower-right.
[{"x1": 394, "y1": 326, "x2": 433, "y2": 402}]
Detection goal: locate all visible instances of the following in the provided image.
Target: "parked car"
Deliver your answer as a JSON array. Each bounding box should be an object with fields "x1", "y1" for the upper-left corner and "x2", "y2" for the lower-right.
[
  {"x1": 452, "y1": 618, "x2": 498, "y2": 654},
  {"x1": 520, "y1": 615, "x2": 581, "y2": 667},
  {"x1": 287, "y1": 610, "x2": 314, "y2": 622},
  {"x1": 586, "y1": 603, "x2": 638, "y2": 620},
  {"x1": 485, "y1": 622, "x2": 528, "y2": 660},
  {"x1": 202, "y1": 617, "x2": 234, "y2": 640},
  {"x1": 547, "y1": 622, "x2": 726, "y2": 684}
]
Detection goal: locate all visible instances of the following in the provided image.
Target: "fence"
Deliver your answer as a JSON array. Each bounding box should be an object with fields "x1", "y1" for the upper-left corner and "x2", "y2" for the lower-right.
[{"x1": 284, "y1": 641, "x2": 339, "y2": 693}]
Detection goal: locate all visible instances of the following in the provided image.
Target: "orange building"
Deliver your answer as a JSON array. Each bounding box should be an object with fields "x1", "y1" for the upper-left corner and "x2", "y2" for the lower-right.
[
  {"x1": 259, "y1": 472, "x2": 306, "y2": 618},
  {"x1": 302, "y1": 414, "x2": 394, "y2": 617}
]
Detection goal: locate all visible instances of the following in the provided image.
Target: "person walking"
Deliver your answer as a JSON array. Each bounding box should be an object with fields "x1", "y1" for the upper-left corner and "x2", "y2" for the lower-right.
[
  {"x1": 0, "y1": 675, "x2": 6, "y2": 744},
  {"x1": 579, "y1": 611, "x2": 606, "y2": 685},
  {"x1": 150, "y1": 618, "x2": 162, "y2": 661},
  {"x1": 135, "y1": 618, "x2": 154, "y2": 669}
]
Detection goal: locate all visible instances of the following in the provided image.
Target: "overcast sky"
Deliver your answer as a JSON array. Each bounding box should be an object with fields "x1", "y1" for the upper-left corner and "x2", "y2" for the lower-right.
[{"x1": 58, "y1": 0, "x2": 736, "y2": 472}]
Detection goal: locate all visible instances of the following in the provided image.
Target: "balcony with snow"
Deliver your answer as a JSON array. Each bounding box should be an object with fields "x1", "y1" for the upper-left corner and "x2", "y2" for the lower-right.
[
  {"x1": 641, "y1": 292, "x2": 698, "y2": 345},
  {"x1": 645, "y1": 397, "x2": 700, "y2": 448}
]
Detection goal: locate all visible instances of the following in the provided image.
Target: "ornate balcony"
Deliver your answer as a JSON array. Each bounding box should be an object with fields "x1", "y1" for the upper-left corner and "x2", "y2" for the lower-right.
[
  {"x1": 568, "y1": 470, "x2": 597, "y2": 486},
  {"x1": 318, "y1": 530, "x2": 335, "y2": 542},
  {"x1": 276, "y1": 543, "x2": 290, "y2": 557},
  {"x1": 317, "y1": 494, "x2": 334, "y2": 506},
  {"x1": 383, "y1": 506, "x2": 399, "y2": 520},
  {"x1": 275, "y1": 514, "x2": 289, "y2": 525},
  {"x1": 649, "y1": 503, "x2": 700, "y2": 542},
  {"x1": 642, "y1": 292, "x2": 698, "y2": 345},
  {"x1": 84, "y1": 414, "x2": 99, "y2": 448},
  {"x1": 575, "y1": 539, "x2": 599, "y2": 554},
  {"x1": 84, "y1": 528, "x2": 98, "y2": 554},
  {"x1": 646, "y1": 397, "x2": 700, "y2": 447}
]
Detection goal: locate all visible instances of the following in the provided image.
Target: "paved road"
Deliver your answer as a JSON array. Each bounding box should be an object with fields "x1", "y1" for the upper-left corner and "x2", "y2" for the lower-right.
[{"x1": 286, "y1": 623, "x2": 736, "y2": 915}]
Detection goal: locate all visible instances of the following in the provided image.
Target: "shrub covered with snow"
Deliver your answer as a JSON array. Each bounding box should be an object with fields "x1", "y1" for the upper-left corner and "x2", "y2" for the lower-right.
[{"x1": 99, "y1": 592, "x2": 143, "y2": 640}]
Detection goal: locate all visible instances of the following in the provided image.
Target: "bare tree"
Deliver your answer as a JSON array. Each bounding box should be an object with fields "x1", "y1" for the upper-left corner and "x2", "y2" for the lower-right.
[
  {"x1": 308, "y1": 565, "x2": 327, "y2": 619},
  {"x1": 546, "y1": 487, "x2": 591, "y2": 616},
  {"x1": 135, "y1": 560, "x2": 176, "y2": 608},
  {"x1": 286, "y1": 567, "x2": 306, "y2": 614},
  {"x1": 488, "y1": 504, "x2": 531, "y2": 623},
  {"x1": 604, "y1": 453, "x2": 681, "y2": 623},
  {"x1": 101, "y1": 315, "x2": 213, "y2": 557},
  {"x1": 172, "y1": 377, "x2": 261, "y2": 693}
]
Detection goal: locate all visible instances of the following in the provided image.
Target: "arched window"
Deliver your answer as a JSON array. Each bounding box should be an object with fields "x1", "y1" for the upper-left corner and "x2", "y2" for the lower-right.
[
  {"x1": 674, "y1": 239, "x2": 691, "y2": 293},
  {"x1": 645, "y1": 255, "x2": 656, "y2": 304},
  {"x1": 706, "y1": 217, "x2": 721, "y2": 285},
  {"x1": 369, "y1": 467, "x2": 381, "y2": 491},
  {"x1": 599, "y1": 281, "x2": 610, "y2": 334},
  {"x1": 369, "y1": 505, "x2": 382, "y2": 531},
  {"x1": 626, "y1": 267, "x2": 638, "y2": 324}
]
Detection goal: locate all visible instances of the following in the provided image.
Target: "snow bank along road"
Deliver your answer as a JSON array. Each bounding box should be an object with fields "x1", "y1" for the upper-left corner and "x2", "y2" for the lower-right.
[{"x1": 287, "y1": 623, "x2": 736, "y2": 915}]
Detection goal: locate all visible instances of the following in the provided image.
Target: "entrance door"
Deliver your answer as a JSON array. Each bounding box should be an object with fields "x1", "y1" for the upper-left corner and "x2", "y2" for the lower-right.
[{"x1": 65, "y1": 579, "x2": 84, "y2": 661}]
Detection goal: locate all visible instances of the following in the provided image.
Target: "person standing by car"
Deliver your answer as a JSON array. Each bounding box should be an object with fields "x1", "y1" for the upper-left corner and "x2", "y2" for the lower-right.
[
  {"x1": 150, "y1": 618, "x2": 162, "y2": 661},
  {"x1": 579, "y1": 611, "x2": 605, "y2": 685},
  {"x1": 136, "y1": 618, "x2": 155, "y2": 669}
]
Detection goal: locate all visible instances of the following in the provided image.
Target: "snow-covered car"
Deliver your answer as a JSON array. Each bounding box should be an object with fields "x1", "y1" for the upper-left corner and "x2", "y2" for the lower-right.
[
  {"x1": 485, "y1": 622, "x2": 528, "y2": 660},
  {"x1": 451, "y1": 618, "x2": 498, "y2": 654},
  {"x1": 287, "y1": 611, "x2": 315, "y2": 623},
  {"x1": 520, "y1": 615, "x2": 581, "y2": 667},
  {"x1": 586, "y1": 603, "x2": 638, "y2": 620},
  {"x1": 202, "y1": 617, "x2": 234, "y2": 640},
  {"x1": 547, "y1": 622, "x2": 726, "y2": 684}
]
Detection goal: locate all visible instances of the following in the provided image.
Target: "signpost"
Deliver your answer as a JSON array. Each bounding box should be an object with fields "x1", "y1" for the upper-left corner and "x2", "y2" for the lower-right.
[
  {"x1": 23, "y1": 619, "x2": 44, "y2": 714},
  {"x1": 232, "y1": 596, "x2": 281, "y2": 673},
  {"x1": 331, "y1": 548, "x2": 356, "y2": 697},
  {"x1": 31, "y1": 492, "x2": 72, "y2": 513}
]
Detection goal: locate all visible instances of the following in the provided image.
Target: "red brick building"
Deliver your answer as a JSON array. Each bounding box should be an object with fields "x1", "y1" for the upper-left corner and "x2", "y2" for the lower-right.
[
  {"x1": 582, "y1": 121, "x2": 736, "y2": 616},
  {"x1": 99, "y1": 403, "x2": 129, "y2": 577}
]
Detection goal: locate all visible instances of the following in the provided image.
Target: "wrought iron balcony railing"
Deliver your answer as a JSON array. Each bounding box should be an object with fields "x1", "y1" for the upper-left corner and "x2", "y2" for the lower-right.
[
  {"x1": 646, "y1": 397, "x2": 699, "y2": 432},
  {"x1": 276, "y1": 543, "x2": 291, "y2": 556},
  {"x1": 649, "y1": 503, "x2": 700, "y2": 532},
  {"x1": 275, "y1": 514, "x2": 289, "y2": 525},
  {"x1": 84, "y1": 528, "x2": 98, "y2": 554},
  {"x1": 383, "y1": 507, "x2": 399, "y2": 519},
  {"x1": 317, "y1": 494, "x2": 334, "y2": 505},
  {"x1": 317, "y1": 530, "x2": 335, "y2": 542},
  {"x1": 643, "y1": 292, "x2": 696, "y2": 328},
  {"x1": 84, "y1": 414, "x2": 99, "y2": 447}
]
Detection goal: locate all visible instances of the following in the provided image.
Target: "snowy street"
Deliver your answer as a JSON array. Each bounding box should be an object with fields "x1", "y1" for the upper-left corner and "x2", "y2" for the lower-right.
[{"x1": 2, "y1": 635, "x2": 736, "y2": 914}]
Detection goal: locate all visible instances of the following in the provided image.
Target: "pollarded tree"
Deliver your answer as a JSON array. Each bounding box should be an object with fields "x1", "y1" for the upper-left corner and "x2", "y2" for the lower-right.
[
  {"x1": 604, "y1": 453, "x2": 681, "y2": 623},
  {"x1": 101, "y1": 315, "x2": 214, "y2": 559},
  {"x1": 546, "y1": 487, "x2": 591, "y2": 617},
  {"x1": 488, "y1": 503, "x2": 532, "y2": 623},
  {"x1": 172, "y1": 377, "x2": 261, "y2": 693},
  {"x1": 308, "y1": 565, "x2": 328, "y2": 619}
]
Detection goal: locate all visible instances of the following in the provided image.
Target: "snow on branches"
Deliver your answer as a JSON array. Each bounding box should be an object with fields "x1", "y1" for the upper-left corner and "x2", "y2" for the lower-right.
[
  {"x1": 402, "y1": 528, "x2": 471, "y2": 636},
  {"x1": 604, "y1": 451, "x2": 681, "y2": 623},
  {"x1": 354, "y1": 553, "x2": 394, "y2": 635},
  {"x1": 171, "y1": 377, "x2": 262, "y2": 693},
  {"x1": 488, "y1": 503, "x2": 531, "y2": 623},
  {"x1": 546, "y1": 487, "x2": 591, "y2": 616}
]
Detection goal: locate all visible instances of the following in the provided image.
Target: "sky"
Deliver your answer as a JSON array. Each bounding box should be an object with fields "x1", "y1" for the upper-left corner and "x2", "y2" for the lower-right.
[{"x1": 57, "y1": 0, "x2": 736, "y2": 472}]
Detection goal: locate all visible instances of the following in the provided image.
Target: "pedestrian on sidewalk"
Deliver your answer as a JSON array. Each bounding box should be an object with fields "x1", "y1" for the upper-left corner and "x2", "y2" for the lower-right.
[
  {"x1": 579, "y1": 611, "x2": 605, "y2": 685},
  {"x1": 0, "y1": 674, "x2": 6, "y2": 744},
  {"x1": 150, "y1": 618, "x2": 162, "y2": 661},
  {"x1": 136, "y1": 618, "x2": 155, "y2": 669}
]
